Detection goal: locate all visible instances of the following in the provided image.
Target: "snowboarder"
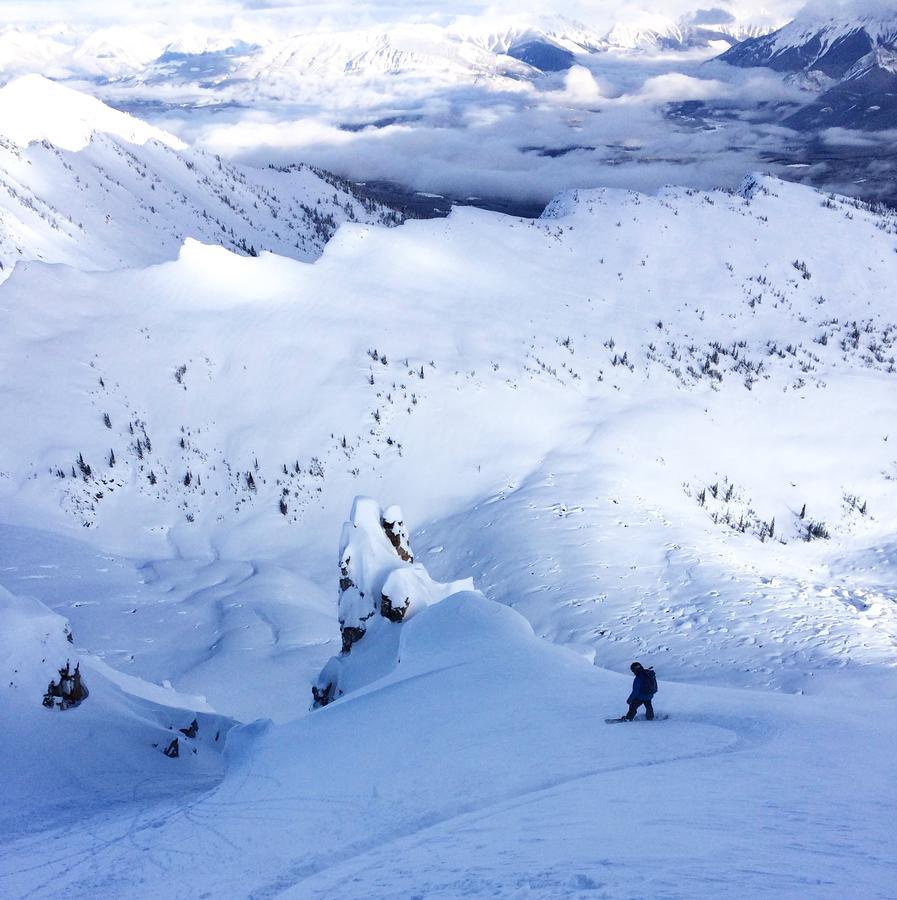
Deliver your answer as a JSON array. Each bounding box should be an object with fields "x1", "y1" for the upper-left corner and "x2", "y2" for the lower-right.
[{"x1": 623, "y1": 661, "x2": 657, "y2": 720}]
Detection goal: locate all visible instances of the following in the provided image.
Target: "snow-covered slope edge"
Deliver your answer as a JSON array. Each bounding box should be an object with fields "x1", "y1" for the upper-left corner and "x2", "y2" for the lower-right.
[{"x1": 0, "y1": 73, "x2": 185, "y2": 152}]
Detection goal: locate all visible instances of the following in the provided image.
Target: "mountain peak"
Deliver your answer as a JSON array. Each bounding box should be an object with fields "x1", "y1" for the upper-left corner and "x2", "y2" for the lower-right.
[{"x1": 0, "y1": 74, "x2": 185, "y2": 152}]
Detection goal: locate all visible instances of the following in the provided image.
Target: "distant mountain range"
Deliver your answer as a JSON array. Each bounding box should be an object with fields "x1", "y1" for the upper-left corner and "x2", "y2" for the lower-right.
[
  {"x1": 0, "y1": 13, "x2": 775, "y2": 91},
  {"x1": 720, "y1": 11, "x2": 897, "y2": 131},
  {"x1": 1, "y1": 8, "x2": 894, "y2": 224}
]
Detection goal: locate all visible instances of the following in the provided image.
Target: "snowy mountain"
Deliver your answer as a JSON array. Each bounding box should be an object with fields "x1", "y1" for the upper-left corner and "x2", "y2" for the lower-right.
[
  {"x1": 720, "y1": 9, "x2": 897, "y2": 130},
  {"x1": 0, "y1": 75, "x2": 402, "y2": 280},
  {"x1": 181, "y1": 14, "x2": 777, "y2": 95},
  {"x1": 721, "y1": 10, "x2": 897, "y2": 74},
  {"x1": 599, "y1": 14, "x2": 771, "y2": 53},
  {"x1": 2, "y1": 171, "x2": 897, "y2": 687},
  {"x1": 0, "y1": 12, "x2": 778, "y2": 94},
  {"x1": 2, "y1": 89, "x2": 897, "y2": 895},
  {"x1": 249, "y1": 25, "x2": 527, "y2": 83}
]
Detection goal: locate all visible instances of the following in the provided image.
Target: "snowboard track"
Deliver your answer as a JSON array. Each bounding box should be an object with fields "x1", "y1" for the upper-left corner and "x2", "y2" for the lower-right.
[{"x1": 247, "y1": 711, "x2": 774, "y2": 898}]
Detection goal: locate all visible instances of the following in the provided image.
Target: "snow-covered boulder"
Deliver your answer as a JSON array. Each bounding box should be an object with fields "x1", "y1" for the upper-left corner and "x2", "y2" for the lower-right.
[
  {"x1": 314, "y1": 497, "x2": 473, "y2": 707},
  {"x1": 0, "y1": 584, "x2": 86, "y2": 709}
]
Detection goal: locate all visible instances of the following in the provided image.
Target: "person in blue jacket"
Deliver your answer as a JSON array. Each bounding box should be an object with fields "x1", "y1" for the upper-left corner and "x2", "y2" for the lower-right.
[{"x1": 624, "y1": 661, "x2": 657, "y2": 720}]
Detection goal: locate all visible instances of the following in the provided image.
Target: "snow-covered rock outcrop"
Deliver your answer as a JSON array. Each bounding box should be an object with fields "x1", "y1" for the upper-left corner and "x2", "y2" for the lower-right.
[
  {"x1": 313, "y1": 497, "x2": 473, "y2": 707},
  {"x1": 1, "y1": 584, "x2": 86, "y2": 710}
]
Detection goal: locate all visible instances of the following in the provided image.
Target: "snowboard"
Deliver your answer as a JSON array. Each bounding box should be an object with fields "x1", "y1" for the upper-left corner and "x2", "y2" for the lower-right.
[{"x1": 605, "y1": 714, "x2": 668, "y2": 724}]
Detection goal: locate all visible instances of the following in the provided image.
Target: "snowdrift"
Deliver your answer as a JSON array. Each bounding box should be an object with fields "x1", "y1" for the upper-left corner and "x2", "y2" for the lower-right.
[{"x1": 0, "y1": 583, "x2": 233, "y2": 838}]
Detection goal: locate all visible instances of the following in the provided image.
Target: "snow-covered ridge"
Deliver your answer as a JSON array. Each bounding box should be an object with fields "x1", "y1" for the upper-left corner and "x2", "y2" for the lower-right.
[
  {"x1": 247, "y1": 13, "x2": 775, "y2": 87},
  {"x1": 0, "y1": 74, "x2": 185, "y2": 152},
  {"x1": 0, "y1": 78, "x2": 402, "y2": 280},
  {"x1": 789, "y1": 8, "x2": 897, "y2": 45},
  {"x1": 248, "y1": 25, "x2": 524, "y2": 82},
  {"x1": 0, "y1": 11, "x2": 780, "y2": 98},
  {"x1": 720, "y1": 8, "x2": 897, "y2": 75}
]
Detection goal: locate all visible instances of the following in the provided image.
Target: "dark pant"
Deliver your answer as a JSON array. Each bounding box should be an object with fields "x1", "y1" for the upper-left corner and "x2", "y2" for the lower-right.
[{"x1": 625, "y1": 699, "x2": 654, "y2": 720}]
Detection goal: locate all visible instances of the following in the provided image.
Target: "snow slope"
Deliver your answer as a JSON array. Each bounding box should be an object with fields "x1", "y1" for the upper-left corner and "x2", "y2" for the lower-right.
[
  {"x1": 0, "y1": 76, "x2": 402, "y2": 280},
  {"x1": 2, "y1": 543, "x2": 895, "y2": 898},
  {"x1": 1, "y1": 173, "x2": 896, "y2": 695},
  {"x1": 0, "y1": 73, "x2": 185, "y2": 153},
  {"x1": 2, "y1": 168, "x2": 897, "y2": 895}
]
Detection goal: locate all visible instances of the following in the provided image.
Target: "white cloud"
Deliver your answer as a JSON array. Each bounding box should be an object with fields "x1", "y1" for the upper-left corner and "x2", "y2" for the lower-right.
[
  {"x1": 636, "y1": 72, "x2": 730, "y2": 102},
  {"x1": 796, "y1": 0, "x2": 897, "y2": 19},
  {"x1": 560, "y1": 65, "x2": 604, "y2": 105}
]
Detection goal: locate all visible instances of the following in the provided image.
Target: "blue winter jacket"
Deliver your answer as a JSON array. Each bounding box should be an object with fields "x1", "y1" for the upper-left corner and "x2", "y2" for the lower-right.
[{"x1": 628, "y1": 669, "x2": 657, "y2": 703}]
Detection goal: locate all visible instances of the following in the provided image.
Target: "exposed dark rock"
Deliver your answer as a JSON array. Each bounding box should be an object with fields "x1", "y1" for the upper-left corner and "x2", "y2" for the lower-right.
[
  {"x1": 179, "y1": 718, "x2": 199, "y2": 739},
  {"x1": 381, "y1": 512, "x2": 413, "y2": 562},
  {"x1": 380, "y1": 592, "x2": 411, "y2": 623},
  {"x1": 42, "y1": 660, "x2": 87, "y2": 710},
  {"x1": 340, "y1": 625, "x2": 366, "y2": 653},
  {"x1": 163, "y1": 737, "x2": 180, "y2": 758},
  {"x1": 506, "y1": 39, "x2": 575, "y2": 72},
  {"x1": 311, "y1": 681, "x2": 335, "y2": 708}
]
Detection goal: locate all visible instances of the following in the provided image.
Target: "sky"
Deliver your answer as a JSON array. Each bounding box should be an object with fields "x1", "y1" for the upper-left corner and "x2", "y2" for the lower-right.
[{"x1": 0, "y1": 1, "x2": 805, "y2": 30}]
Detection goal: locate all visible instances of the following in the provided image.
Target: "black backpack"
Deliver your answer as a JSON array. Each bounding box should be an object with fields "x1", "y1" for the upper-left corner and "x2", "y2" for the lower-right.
[{"x1": 643, "y1": 668, "x2": 658, "y2": 695}]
